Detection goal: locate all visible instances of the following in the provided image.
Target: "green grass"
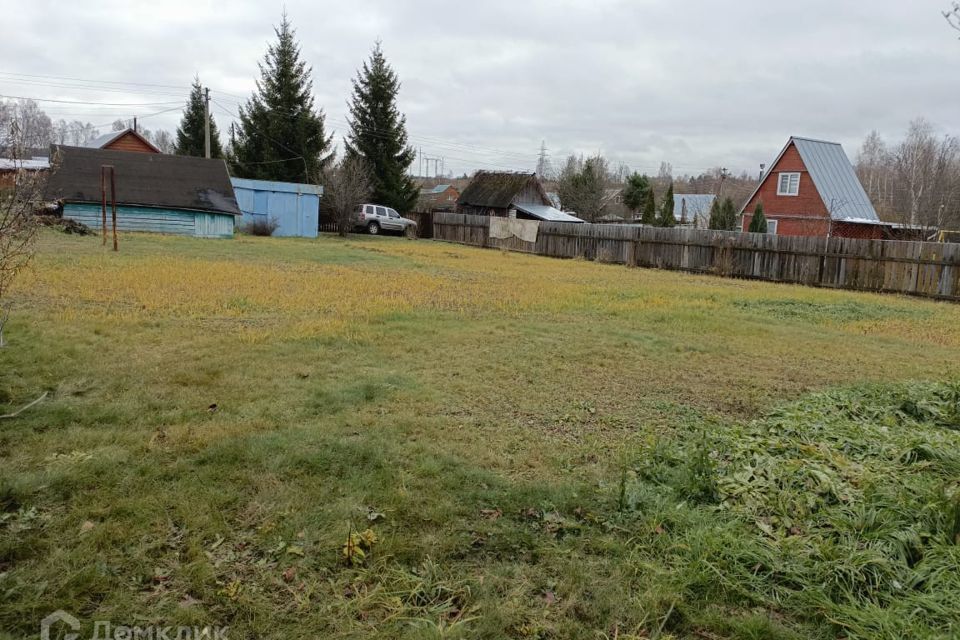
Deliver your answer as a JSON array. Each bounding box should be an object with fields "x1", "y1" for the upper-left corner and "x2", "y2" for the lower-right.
[{"x1": 2, "y1": 231, "x2": 960, "y2": 638}]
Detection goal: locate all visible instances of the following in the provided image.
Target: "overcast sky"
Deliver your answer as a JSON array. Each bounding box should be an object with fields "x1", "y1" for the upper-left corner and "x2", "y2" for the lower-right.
[{"x1": 2, "y1": 0, "x2": 958, "y2": 177}]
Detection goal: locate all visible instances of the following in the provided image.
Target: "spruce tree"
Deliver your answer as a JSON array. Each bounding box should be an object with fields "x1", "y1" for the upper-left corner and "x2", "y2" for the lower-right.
[
  {"x1": 622, "y1": 172, "x2": 650, "y2": 215},
  {"x1": 641, "y1": 189, "x2": 657, "y2": 225},
  {"x1": 231, "y1": 13, "x2": 332, "y2": 183},
  {"x1": 721, "y1": 197, "x2": 738, "y2": 230},
  {"x1": 748, "y1": 202, "x2": 768, "y2": 233},
  {"x1": 656, "y1": 183, "x2": 676, "y2": 227},
  {"x1": 175, "y1": 77, "x2": 222, "y2": 158},
  {"x1": 707, "y1": 198, "x2": 722, "y2": 229},
  {"x1": 345, "y1": 42, "x2": 418, "y2": 214}
]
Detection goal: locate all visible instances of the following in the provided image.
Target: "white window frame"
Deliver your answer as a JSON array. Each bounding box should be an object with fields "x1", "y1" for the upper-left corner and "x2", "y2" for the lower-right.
[
  {"x1": 777, "y1": 172, "x2": 800, "y2": 196},
  {"x1": 767, "y1": 219, "x2": 778, "y2": 235}
]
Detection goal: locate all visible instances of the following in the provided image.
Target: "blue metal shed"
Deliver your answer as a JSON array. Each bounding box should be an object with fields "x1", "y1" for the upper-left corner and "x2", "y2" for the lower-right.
[{"x1": 231, "y1": 178, "x2": 323, "y2": 238}]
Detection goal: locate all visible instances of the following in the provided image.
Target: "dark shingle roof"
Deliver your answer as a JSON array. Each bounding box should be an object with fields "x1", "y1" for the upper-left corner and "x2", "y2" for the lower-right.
[
  {"x1": 46, "y1": 145, "x2": 240, "y2": 216},
  {"x1": 457, "y1": 171, "x2": 544, "y2": 209}
]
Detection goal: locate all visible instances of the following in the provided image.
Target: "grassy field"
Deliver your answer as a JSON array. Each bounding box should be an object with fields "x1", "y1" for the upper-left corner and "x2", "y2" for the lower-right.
[{"x1": 2, "y1": 231, "x2": 960, "y2": 639}]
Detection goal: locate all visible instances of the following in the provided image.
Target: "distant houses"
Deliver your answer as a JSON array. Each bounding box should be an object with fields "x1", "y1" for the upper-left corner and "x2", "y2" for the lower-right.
[
  {"x1": 457, "y1": 171, "x2": 584, "y2": 223},
  {"x1": 418, "y1": 183, "x2": 460, "y2": 212},
  {"x1": 46, "y1": 145, "x2": 240, "y2": 238},
  {"x1": 740, "y1": 137, "x2": 891, "y2": 239}
]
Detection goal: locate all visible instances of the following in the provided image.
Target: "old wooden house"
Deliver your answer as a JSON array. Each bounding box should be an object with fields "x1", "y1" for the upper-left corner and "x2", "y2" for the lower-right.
[
  {"x1": 46, "y1": 145, "x2": 240, "y2": 238},
  {"x1": 457, "y1": 171, "x2": 583, "y2": 222},
  {"x1": 84, "y1": 128, "x2": 160, "y2": 154}
]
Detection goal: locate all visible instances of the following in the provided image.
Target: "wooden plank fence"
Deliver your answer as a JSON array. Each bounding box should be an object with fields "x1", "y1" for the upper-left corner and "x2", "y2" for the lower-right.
[{"x1": 431, "y1": 212, "x2": 960, "y2": 301}]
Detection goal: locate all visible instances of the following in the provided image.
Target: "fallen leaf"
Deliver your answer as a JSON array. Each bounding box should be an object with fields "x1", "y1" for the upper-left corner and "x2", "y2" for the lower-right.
[
  {"x1": 542, "y1": 590, "x2": 557, "y2": 605},
  {"x1": 480, "y1": 508, "x2": 502, "y2": 520},
  {"x1": 287, "y1": 545, "x2": 305, "y2": 557},
  {"x1": 282, "y1": 567, "x2": 297, "y2": 583},
  {"x1": 80, "y1": 520, "x2": 95, "y2": 534}
]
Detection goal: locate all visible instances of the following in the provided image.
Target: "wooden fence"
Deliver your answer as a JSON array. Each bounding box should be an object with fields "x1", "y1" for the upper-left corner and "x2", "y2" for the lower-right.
[{"x1": 431, "y1": 212, "x2": 960, "y2": 301}]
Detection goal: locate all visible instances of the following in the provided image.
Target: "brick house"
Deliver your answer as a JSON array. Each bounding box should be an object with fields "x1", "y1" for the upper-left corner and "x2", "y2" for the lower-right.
[
  {"x1": 84, "y1": 128, "x2": 160, "y2": 154},
  {"x1": 419, "y1": 183, "x2": 460, "y2": 211},
  {"x1": 740, "y1": 137, "x2": 890, "y2": 239}
]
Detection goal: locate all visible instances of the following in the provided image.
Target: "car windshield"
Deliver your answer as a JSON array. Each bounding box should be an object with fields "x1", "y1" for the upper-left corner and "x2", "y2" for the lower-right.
[{"x1": 388, "y1": 210, "x2": 400, "y2": 218}]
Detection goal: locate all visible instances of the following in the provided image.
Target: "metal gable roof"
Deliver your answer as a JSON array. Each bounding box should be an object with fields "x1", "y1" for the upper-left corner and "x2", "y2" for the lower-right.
[
  {"x1": 741, "y1": 137, "x2": 879, "y2": 222},
  {"x1": 792, "y1": 137, "x2": 879, "y2": 222},
  {"x1": 514, "y1": 203, "x2": 585, "y2": 223},
  {"x1": 672, "y1": 194, "x2": 715, "y2": 221}
]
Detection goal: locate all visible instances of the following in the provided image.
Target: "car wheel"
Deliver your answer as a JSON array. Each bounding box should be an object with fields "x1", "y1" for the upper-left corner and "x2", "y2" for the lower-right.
[{"x1": 367, "y1": 221, "x2": 380, "y2": 235}]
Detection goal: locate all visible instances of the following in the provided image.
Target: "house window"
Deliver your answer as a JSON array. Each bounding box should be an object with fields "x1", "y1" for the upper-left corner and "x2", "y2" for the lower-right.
[
  {"x1": 767, "y1": 219, "x2": 778, "y2": 235},
  {"x1": 777, "y1": 172, "x2": 800, "y2": 196}
]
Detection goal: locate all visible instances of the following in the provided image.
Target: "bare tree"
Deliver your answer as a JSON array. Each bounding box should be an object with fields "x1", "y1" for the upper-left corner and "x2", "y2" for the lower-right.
[
  {"x1": 854, "y1": 119, "x2": 960, "y2": 230},
  {"x1": 946, "y1": 2, "x2": 960, "y2": 34},
  {"x1": 557, "y1": 154, "x2": 608, "y2": 221},
  {"x1": 0, "y1": 124, "x2": 55, "y2": 347},
  {"x1": 321, "y1": 156, "x2": 371, "y2": 237},
  {"x1": 0, "y1": 99, "x2": 52, "y2": 152}
]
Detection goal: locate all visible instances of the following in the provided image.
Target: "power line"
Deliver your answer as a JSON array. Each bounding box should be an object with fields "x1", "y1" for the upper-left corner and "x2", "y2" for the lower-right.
[
  {"x1": 0, "y1": 71, "x2": 192, "y2": 91},
  {"x1": 0, "y1": 93, "x2": 181, "y2": 107}
]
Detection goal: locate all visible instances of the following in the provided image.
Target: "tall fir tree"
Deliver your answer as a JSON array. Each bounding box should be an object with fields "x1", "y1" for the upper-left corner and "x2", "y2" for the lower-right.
[
  {"x1": 721, "y1": 197, "x2": 738, "y2": 230},
  {"x1": 656, "y1": 183, "x2": 676, "y2": 227},
  {"x1": 641, "y1": 189, "x2": 657, "y2": 225},
  {"x1": 175, "y1": 77, "x2": 222, "y2": 158},
  {"x1": 230, "y1": 13, "x2": 332, "y2": 183},
  {"x1": 345, "y1": 42, "x2": 418, "y2": 213},
  {"x1": 748, "y1": 201, "x2": 768, "y2": 233},
  {"x1": 707, "y1": 197, "x2": 723, "y2": 230}
]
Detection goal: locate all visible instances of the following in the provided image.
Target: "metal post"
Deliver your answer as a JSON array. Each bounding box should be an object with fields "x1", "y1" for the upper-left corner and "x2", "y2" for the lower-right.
[
  {"x1": 204, "y1": 87, "x2": 211, "y2": 159},
  {"x1": 100, "y1": 166, "x2": 107, "y2": 245},
  {"x1": 110, "y1": 167, "x2": 118, "y2": 251}
]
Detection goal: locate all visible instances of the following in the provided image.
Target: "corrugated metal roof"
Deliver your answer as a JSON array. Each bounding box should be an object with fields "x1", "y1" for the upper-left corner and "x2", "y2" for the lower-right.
[
  {"x1": 0, "y1": 157, "x2": 49, "y2": 171},
  {"x1": 792, "y1": 137, "x2": 879, "y2": 222},
  {"x1": 85, "y1": 131, "x2": 124, "y2": 148},
  {"x1": 430, "y1": 184, "x2": 452, "y2": 193},
  {"x1": 231, "y1": 177, "x2": 323, "y2": 196},
  {"x1": 672, "y1": 194, "x2": 715, "y2": 221},
  {"x1": 514, "y1": 203, "x2": 585, "y2": 223}
]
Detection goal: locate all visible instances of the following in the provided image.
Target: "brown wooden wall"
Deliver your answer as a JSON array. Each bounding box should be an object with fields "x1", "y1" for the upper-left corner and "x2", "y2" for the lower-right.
[
  {"x1": 432, "y1": 212, "x2": 960, "y2": 301},
  {"x1": 104, "y1": 132, "x2": 158, "y2": 154}
]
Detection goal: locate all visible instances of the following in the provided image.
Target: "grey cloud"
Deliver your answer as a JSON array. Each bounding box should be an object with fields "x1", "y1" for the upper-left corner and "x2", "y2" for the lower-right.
[{"x1": 2, "y1": 0, "x2": 957, "y2": 177}]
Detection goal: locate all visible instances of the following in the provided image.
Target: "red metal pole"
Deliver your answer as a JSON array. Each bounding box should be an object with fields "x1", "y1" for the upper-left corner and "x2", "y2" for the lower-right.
[
  {"x1": 110, "y1": 167, "x2": 118, "y2": 252},
  {"x1": 100, "y1": 166, "x2": 107, "y2": 245}
]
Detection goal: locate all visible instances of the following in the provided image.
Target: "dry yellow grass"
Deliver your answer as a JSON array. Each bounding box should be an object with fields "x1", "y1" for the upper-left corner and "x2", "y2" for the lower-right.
[{"x1": 3, "y1": 231, "x2": 960, "y2": 639}]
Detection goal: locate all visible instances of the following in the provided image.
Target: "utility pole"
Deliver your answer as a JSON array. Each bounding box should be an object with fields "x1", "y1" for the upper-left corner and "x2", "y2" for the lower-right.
[
  {"x1": 536, "y1": 140, "x2": 551, "y2": 179},
  {"x1": 204, "y1": 87, "x2": 211, "y2": 159},
  {"x1": 717, "y1": 167, "x2": 729, "y2": 198}
]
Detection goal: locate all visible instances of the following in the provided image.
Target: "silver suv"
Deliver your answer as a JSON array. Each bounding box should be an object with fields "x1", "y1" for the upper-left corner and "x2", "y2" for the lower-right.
[{"x1": 354, "y1": 204, "x2": 418, "y2": 236}]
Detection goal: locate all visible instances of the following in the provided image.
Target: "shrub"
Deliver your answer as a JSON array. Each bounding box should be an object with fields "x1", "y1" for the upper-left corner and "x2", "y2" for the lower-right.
[{"x1": 243, "y1": 217, "x2": 280, "y2": 237}]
